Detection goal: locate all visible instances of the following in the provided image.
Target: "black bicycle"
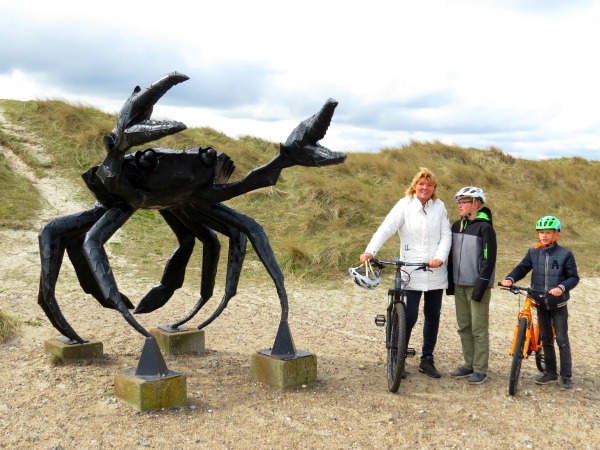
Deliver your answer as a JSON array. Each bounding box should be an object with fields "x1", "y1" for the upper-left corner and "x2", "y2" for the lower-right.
[{"x1": 371, "y1": 259, "x2": 430, "y2": 393}]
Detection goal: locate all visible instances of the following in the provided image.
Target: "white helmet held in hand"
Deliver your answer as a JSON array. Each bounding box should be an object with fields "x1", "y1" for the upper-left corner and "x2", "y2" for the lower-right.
[
  {"x1": 349, "y1": 260, "x2": 381, "y2": 290},
  {"x1": 454, "y1": 186, "x2": 486, "y2": 204}
]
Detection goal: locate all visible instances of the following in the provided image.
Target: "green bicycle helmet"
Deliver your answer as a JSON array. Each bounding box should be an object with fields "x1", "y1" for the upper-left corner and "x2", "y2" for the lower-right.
[{"x1": 536, "y1": 215, "x2": 561, "y2": 231}]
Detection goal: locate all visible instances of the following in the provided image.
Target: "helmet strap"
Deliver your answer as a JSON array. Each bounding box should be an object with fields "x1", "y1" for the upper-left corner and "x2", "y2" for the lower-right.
[
  {"x1": 365, "y1": 260, "x2": 376, "y2": 278},
  {"x1": 534, "y1": 232, "x2": 558, "y2": 249}
]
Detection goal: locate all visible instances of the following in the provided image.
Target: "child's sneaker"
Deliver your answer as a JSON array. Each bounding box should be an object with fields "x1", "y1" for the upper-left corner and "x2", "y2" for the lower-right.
[
  {"x1": 560, "y1": 377, "x2": 572, "y2": 390},
  {"x1": 467, "y1": 372, "x2": 487, "y2": 384},
  {"x1": 535, "y1": 373, "x2": 558, "y2": 385},
  {"x1": 450, "y1": 366, "x2": 473, "y2": 379}
]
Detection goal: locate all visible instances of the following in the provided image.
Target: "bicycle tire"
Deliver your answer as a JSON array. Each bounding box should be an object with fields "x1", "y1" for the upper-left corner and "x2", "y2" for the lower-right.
[
  {"x1": 387, "y1": 302, "x2": 407, "y2": 393},
  {"x1": 509, "y1": 316, "x2": 528, "y2": 396},
  {"x1": 535, "y1": 349, "x2": 545, "y2": 372}
]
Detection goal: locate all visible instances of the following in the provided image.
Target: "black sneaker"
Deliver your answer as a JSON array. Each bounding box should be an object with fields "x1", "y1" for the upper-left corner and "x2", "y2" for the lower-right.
[
  {"x1": 560, "y1": 377, "x2": 572, "y2": 390},
  {"x1": 419, "y1": 356, "x2": 441, "y2": 378},
  {"x1": 535, "y1": 373, "x2": 559, "y2": 385},
  {"x1": 450, "y1": 366, "x2": 474, "y2": 379}
]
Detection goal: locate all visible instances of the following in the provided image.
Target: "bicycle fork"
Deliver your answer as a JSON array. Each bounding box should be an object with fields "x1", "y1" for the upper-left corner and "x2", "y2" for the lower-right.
[
  {"x1": 374, "y1": 294, "x2": 416, "y2": 358},
  {"x1": 510, "y1": 315, "x2": 533, "y2": 358},
  {"x1": 374, "y1": 289, "x2": 396, "y2": 329}
]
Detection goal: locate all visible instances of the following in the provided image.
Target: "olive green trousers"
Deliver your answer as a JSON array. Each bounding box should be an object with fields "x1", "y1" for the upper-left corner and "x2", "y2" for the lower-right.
[{"x1": 454, "y1": 285, "x2": 491, "y2": 374}]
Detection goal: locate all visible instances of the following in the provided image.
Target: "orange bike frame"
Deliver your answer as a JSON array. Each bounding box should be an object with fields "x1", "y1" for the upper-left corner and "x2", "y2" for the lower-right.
[{"x1": 509, "y1": 295, "x2": 542, "y2": 358}]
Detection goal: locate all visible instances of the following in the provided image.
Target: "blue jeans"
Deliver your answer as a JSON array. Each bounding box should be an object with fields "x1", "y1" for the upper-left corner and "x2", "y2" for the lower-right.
[
  {"x1": 405, "y1": 289, "x2": 443, "y2": 358},
  {"x1": 537, "y1": 306, "x2": 571, "y2": 378}
]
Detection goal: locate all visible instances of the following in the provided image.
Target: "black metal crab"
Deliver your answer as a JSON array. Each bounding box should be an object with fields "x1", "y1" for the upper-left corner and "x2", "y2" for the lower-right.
[{"x1": 38, "y1": 72, "x2": 346, "y2": 358}]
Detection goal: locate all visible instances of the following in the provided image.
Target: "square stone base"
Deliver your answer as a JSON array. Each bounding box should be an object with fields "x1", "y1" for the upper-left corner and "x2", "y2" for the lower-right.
[
  {"x1": 149, "y1": 327, "x2": 205, "y2": 355},
  {"x1": 114, "y1": 370, "x2": 187, "y2": 412},
  {"x1": 252, "y1": 350, "x2": 317, "y2": 388},
  {"x1": 44, "y1": 338, "x2": 103, "y2": 362}
]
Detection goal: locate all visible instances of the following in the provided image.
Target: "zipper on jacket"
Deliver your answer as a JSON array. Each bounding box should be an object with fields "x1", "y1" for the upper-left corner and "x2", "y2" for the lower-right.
[{"x1": 544, "y1": 252, "x2": 549, "y2": 308}]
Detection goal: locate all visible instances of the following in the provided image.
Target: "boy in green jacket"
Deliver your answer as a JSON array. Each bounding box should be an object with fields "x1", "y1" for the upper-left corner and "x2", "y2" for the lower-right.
[{"x1": 447, "y1": 187, "x2": 497, "y2": 385}]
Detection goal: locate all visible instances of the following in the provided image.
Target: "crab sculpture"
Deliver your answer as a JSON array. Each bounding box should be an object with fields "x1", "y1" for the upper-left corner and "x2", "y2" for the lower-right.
[{"x1": 38, "y1": 72, "x2": 346, "y2": 358}]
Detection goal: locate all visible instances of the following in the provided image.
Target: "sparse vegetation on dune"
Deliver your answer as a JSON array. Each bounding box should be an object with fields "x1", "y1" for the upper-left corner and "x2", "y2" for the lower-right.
[
  {"x1": 0, "y1": 310, "x2": 20, "y2": 343},
  {"x1": 0, "y1": 149, "x2": 42, "y2": 229},
  {"x1": 1, "y1": 99, "x2": 599, "y2": 280}
]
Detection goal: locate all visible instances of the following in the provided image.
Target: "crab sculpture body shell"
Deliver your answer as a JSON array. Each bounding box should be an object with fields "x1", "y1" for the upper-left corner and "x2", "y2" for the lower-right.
[{"x1": 83, "y1": 147, "x2": 234, "y2": 209}]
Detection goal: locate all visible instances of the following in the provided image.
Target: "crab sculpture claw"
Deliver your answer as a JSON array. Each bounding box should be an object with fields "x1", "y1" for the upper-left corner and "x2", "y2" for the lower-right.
[
  {"x1": 280, "y1": 98, "x2": 346, "y2": 167},
  {"x1": 111, "y1": 71, "x2": 189, "y2": 152}
]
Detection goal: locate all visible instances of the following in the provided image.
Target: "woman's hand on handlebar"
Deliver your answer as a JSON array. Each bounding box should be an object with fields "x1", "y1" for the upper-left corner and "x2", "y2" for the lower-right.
[
  {"x1": 428, "y1": 258, "x2": 443, "y2": 269},
  {"x1": 500, "y1": 279, "x2": 512, "y2": 287},
  {"x1": 359, "y1": 252, "x2": 373, "y2": 263}
]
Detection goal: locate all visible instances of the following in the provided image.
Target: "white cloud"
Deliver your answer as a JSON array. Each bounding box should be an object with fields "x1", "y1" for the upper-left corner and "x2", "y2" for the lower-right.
[{"x1": 1, "y1": 0, "x2": 600, "y2": 159}]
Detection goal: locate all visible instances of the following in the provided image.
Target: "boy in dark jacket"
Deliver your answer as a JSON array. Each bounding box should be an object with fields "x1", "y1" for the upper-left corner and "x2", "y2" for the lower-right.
[
  {"x1": 500, "y1": 215, "x2": 579, "y2": 389},
  {"x1": 447, "y1": 187, "x2": 497, "y2": 385}
]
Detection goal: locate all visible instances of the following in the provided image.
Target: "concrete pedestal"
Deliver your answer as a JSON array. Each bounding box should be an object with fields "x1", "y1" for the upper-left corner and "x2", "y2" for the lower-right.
[
  {"x1": 44, "y1": 337, "x2": 103, "y2": 362},
  {"x1": 149, "y1": 327, "x2": 205, "y2": 355},
  {"x1": 252, "y1": 349, "x2": 317, "y2": 388},
  {"x1": 114, "y1": 369, "x2": 187, "y2": 412}
]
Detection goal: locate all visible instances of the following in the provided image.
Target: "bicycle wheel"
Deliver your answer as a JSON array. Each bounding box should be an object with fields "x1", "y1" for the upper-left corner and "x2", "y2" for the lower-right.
[
  {"x1": 535, "y1": 348, "x2": 545, "y2": 372},
  {"x1": 508, "y1": 316, "x2": 528, "y2": 396},
  {"x1": 387, "y1": 302, "x2": 407, "y2": 393}
]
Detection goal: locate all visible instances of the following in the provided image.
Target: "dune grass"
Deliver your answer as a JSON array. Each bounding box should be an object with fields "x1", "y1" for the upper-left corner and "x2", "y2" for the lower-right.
[
  {"x1": 0, "y1": 140, "x2": 42, "y2": 230},
  {"x1": 1, "y1": 99, "x2": 599, "y2": 282},
  {"x1": 0, "y1": 310, "x2": 20, "y2": 343}
]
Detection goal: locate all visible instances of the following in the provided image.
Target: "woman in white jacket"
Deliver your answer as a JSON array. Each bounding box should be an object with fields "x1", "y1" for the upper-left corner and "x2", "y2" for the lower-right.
[{"x1": 360, "y1": 168, "x2": 451, "y2": 378}]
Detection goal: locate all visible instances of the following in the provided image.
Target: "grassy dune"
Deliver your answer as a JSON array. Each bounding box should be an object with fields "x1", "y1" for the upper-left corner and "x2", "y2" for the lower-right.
[{"x1": 1, "y1": 99, "x2": 599, "y2": 281}]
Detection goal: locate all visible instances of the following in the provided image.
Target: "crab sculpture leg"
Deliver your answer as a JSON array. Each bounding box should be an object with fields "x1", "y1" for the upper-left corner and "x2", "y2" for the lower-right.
[
  {"x1": 82, "y1": 203, "x2": 152, "y2": 337},
  {"x1": 136, "y1": 202, "x2": 295, "y2": 354},
  {"x1": 38, "y1": 206, "x2": 136, "y2": 343},
  {"x1": 133, "y1": 210, "x2": 222, "y2": 316},
  {"x1": 144, "y1": 209, "x2": 249, "y2": 332}
]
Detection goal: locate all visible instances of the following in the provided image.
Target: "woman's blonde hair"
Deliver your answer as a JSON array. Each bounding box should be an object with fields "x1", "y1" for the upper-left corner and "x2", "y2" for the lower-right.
[{"x1": 405, "y1": 167, "x2": 438, "y2": 200}]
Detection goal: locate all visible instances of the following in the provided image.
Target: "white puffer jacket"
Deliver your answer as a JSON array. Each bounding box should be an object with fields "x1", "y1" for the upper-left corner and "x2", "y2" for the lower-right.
[{"x1": 365, "y1": 196, "x2": 452, "y2": 291}]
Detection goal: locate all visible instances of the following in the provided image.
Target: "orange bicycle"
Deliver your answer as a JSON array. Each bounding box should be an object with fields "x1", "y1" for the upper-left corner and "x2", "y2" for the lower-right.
[{"x1": 499, "y1": 283, "x2": 548, "y2": 395}]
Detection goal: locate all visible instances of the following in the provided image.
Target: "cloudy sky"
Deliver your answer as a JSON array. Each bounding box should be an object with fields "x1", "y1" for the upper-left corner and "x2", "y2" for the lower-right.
[{"x1": 1, "y1": 0, "x2": 599, "y2": 160}]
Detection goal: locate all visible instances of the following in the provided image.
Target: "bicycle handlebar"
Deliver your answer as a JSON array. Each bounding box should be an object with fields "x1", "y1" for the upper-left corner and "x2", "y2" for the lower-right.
[
  {"x1": 371, "y1": 259, "x2": 430, "y2": 271},
  {"x1": 497, "y1": 282, "x2": 547, "y2": 298}
]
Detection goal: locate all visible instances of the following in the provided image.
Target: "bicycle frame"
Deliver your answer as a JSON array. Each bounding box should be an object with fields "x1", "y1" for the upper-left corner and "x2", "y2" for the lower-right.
[
  {"x1": 509, "y1": 294, "x2": 542, "y2": 359},
  {"x1": 374, "y1": 259, "x2": 428, "y2": 348},
  {"x1": 383, "y1": 267, "x2": 417, "y2": 359},
  {"x1": 501, "y1": 283, "x2": 548, "y2": 395}
]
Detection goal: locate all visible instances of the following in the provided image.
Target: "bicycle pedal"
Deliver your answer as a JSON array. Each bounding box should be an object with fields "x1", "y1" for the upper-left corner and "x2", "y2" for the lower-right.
[
  {"x1": 406, "y1": 347, "x2": 416, "y2": 358},
  {"x1": 374, "y1": 314, "x2": 386, "y2": 326}
]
